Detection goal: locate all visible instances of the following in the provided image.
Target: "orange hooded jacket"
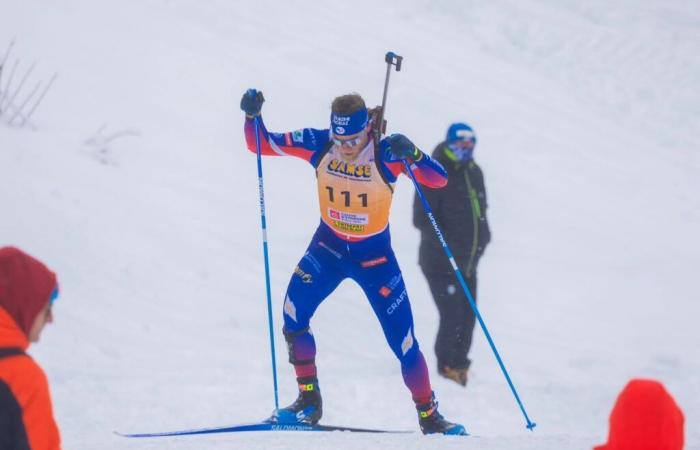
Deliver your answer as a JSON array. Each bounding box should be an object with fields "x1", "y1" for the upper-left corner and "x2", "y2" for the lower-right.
[{"x1": 0, "y1": 247, "x2": 61, "y2": 450}]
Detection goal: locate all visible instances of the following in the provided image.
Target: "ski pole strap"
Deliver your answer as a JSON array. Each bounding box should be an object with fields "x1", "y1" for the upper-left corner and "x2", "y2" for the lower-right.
[{"x1": 0, "y1": 347, "x2": 25, "y2": 359}]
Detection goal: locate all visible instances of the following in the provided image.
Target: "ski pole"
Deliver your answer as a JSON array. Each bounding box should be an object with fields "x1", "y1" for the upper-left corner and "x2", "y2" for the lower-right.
[
  {"x1": 406, "y1": 163, "x2": 536, "y2": 431},
  {"x1": 253, "y1": 115, "x2": 280, "y2": 411},
  {"x1": 377, "y1": 51, "x2": 536, "y2": 430}
]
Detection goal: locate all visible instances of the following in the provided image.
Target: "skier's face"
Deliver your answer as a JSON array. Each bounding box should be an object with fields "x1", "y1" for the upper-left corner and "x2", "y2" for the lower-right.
[
  {"x1": 28, "y1": 302, "x2": 53, "y2": 343},
  {"x1": 333, "y1": 129, "x2": 370, "y2": 162}
]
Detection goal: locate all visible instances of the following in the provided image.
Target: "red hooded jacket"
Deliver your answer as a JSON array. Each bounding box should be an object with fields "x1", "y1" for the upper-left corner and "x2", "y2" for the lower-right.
[
  {"x1": 0, "y1": 246, "x2": 61, "y2": 450},
  {"x1": 595, "y1": 378, "x2": 684, "y2": 450}
]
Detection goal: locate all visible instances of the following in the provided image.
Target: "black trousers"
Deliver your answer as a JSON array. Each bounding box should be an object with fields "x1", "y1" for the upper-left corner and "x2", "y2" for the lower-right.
[{"x1": 421, "y1": 268, "x2": 477, "y2": 370}]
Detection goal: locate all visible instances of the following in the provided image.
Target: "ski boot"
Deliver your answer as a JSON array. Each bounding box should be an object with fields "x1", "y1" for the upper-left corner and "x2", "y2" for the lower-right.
[
  {"x1": 416, "y1": 394, "x2": 467, "y2": 435},
  {"x1": 438, "y1": 365, "x2": 468, "y2": 387},
  {"x1": 270, "y1": 377, "x2": 322, "y2": 425}
]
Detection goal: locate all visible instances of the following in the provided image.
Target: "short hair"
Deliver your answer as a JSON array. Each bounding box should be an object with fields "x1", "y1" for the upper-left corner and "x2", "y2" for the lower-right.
[{"x1": 331, "y1": 94, "x2": 366, "y2": 115}]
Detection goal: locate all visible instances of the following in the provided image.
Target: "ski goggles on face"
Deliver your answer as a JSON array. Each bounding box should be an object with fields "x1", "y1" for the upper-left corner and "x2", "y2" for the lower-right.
[
  {"x1": 332, "y1": 132, "x2": 365, "y2": 148},
  {"x1": 455, "y1": 128, "x2": 476, "y2": 141}
]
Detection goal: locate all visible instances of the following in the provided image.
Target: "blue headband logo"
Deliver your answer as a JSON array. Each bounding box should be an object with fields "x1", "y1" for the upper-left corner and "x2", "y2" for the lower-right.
[
  {"x1": 331, "y1": 108, "x2": 368, "y2": 136},
  {"x1": 332, "y1": 116, "x2": 351, "y2": 126}
]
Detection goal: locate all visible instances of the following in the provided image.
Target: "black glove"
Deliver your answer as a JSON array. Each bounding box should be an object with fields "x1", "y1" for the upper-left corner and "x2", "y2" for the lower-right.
[
  {"x1": 240, "y1": 89, "x2": 264, "y2": 117},
  {"x1": 387, "y1": 133, "x2": 421, "y2": 161}
]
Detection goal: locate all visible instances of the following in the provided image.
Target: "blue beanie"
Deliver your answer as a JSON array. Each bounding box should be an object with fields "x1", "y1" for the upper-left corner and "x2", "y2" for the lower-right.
[{"x1": 446, "y1": 123, "x2": 477, "y2": 144}]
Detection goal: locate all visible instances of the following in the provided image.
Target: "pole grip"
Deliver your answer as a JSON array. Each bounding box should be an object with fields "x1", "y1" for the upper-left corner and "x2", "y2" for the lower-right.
[{"x1": 385, "y1": 52, "x2": 403, "y2": 71}]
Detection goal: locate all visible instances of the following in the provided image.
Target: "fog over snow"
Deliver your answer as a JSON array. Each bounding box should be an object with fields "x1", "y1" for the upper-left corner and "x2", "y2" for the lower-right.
[{"x1": 1, "y1": 1, "x2": 699, "y2": 449}]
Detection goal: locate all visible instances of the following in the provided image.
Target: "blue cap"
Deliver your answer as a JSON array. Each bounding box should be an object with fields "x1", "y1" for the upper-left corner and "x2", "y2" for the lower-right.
[
  {"x1": 446, "y1": 123, "x2": 477, "y2": 144},
  {"x1": 330, "y1": 108, "x2": 369, "y2": 136},
  {"x1": 49, "y1": 285, "x2": 59, "y2": 305}
]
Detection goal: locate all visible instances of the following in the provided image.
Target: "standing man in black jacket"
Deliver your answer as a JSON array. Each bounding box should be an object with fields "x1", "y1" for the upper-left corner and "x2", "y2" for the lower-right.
[{"x1": 412, "y1": 122, "x2": 491, "y2": 387}]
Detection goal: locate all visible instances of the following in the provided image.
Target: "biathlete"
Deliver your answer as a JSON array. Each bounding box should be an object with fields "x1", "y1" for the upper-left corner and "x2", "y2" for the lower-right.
[{"x1": 241, "y1": 89, "x2": 465, "y2": 435}]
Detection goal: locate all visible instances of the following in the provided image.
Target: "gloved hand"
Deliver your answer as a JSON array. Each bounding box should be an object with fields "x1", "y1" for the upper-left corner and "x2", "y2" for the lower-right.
[
  {"x1": 387, "y1": 133, "x2": 422, "y2": 161},
  {"x1": 240, "y1": 89, "x2": 265, "y2": 117}
]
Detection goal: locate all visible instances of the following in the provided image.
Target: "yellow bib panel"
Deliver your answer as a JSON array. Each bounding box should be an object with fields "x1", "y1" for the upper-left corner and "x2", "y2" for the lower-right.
[{"x1": 316, "y1": 142, "x2": 394, "y2": 239}]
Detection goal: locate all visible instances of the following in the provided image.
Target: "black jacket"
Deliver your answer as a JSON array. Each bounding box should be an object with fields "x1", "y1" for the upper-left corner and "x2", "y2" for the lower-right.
[{"x1": 413, "y1": 142, "x2": 491, "y2": 276}]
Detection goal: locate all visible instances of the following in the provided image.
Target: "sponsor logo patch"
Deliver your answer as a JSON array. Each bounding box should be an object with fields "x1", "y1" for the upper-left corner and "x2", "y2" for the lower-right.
[
  {"x1": 327, "y1": 209, "x2": 368, "y2": 225},
  {"x1": 285, "y1": 133, "x2": 292, "y2": 146},
  {"x1": 386, "y1": 289, "x2": 408, "y2": 315},
  {"x1": 401, "y1": 327, "x2": 414, "y2": 355},
  {"x1": 298, "y1": 382, "x2": 315, "y2": 392},
  {"x1": 379, "y1": 286, "x2": 392, "y2": 297},
  {"x1": 328, "y1": 159, "x2": 371, "y2": 178},
  {"x1": 294, "y1": 265, "x2": 313, "y2": 283},
  {"x1": 271, "y1": 424, "x2": 314, "y2": 431},
  {"x1": 331, "y1": 221, "x2": 365, "y2": 233},
  {"x1": 332, "y1": 115, "x2": 351, "y2": 126},
  {"x1": 361, "y1": 256, "x2": 388, "y2": 268},
  {"x1": 327, "y1": 208, "x2": 369, "y2": 234},
  {"x1": 387, "y1": 274, "x2": 402, "y2": 290},
  {"x1": 335, "y1": 126, "x2": 346, "y2": 135},
  {"x1": 284, "y1": 295, "x2": 297, "y2": 322},
  {"x1": 292, "y1": 129, "x2": 304, "y2": 143}
]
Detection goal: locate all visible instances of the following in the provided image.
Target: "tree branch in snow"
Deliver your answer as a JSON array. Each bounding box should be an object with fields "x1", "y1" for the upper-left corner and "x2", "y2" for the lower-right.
[{"x1": 0, "y1": 40, "x2": 57, "y2": 129}]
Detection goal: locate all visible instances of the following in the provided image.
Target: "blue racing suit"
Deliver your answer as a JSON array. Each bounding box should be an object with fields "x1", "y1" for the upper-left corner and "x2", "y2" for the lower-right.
[{"x1": 244, "y1": 116, "x2": 447, "y2": 403}]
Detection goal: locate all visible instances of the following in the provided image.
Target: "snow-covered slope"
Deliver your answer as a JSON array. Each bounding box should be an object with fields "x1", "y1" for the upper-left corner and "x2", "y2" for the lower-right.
[{"x1": 1, "y1": 1, "x2": 699, "y2": 449}]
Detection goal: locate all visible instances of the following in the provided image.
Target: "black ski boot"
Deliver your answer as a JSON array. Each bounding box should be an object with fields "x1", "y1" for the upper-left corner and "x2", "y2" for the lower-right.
[
  {"x1": 416, "y1": 394, "x2": 467, "y2": 435},
  {"x1": 270, "y1": 377, "x2": 322, "y2": 425}
]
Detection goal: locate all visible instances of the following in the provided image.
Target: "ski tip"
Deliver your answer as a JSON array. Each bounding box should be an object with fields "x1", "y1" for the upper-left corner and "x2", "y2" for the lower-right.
[
  {"x1": 114, "y1": 430, "x2": 151, "y2": 438},
  {"x1": 113, "y1": 431, "x2": 133, "y2": 438}
]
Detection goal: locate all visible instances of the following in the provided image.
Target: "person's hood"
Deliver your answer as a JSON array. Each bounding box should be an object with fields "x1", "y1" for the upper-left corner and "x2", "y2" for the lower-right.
[
  {"x1": 595, "y1": 379, "x2": 684, "y2": 450},
  {"x1": 0, "y1": 307, "x2": 29, "y2": 349},
  {"x1": 0, "y1": 246, "x2": 57, "y2": 339}
]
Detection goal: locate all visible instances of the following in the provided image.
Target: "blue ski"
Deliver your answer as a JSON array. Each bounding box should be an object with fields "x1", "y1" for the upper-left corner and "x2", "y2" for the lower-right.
[{"x1": 116, "y1": 420, "x2": 412, "y2": 437}]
